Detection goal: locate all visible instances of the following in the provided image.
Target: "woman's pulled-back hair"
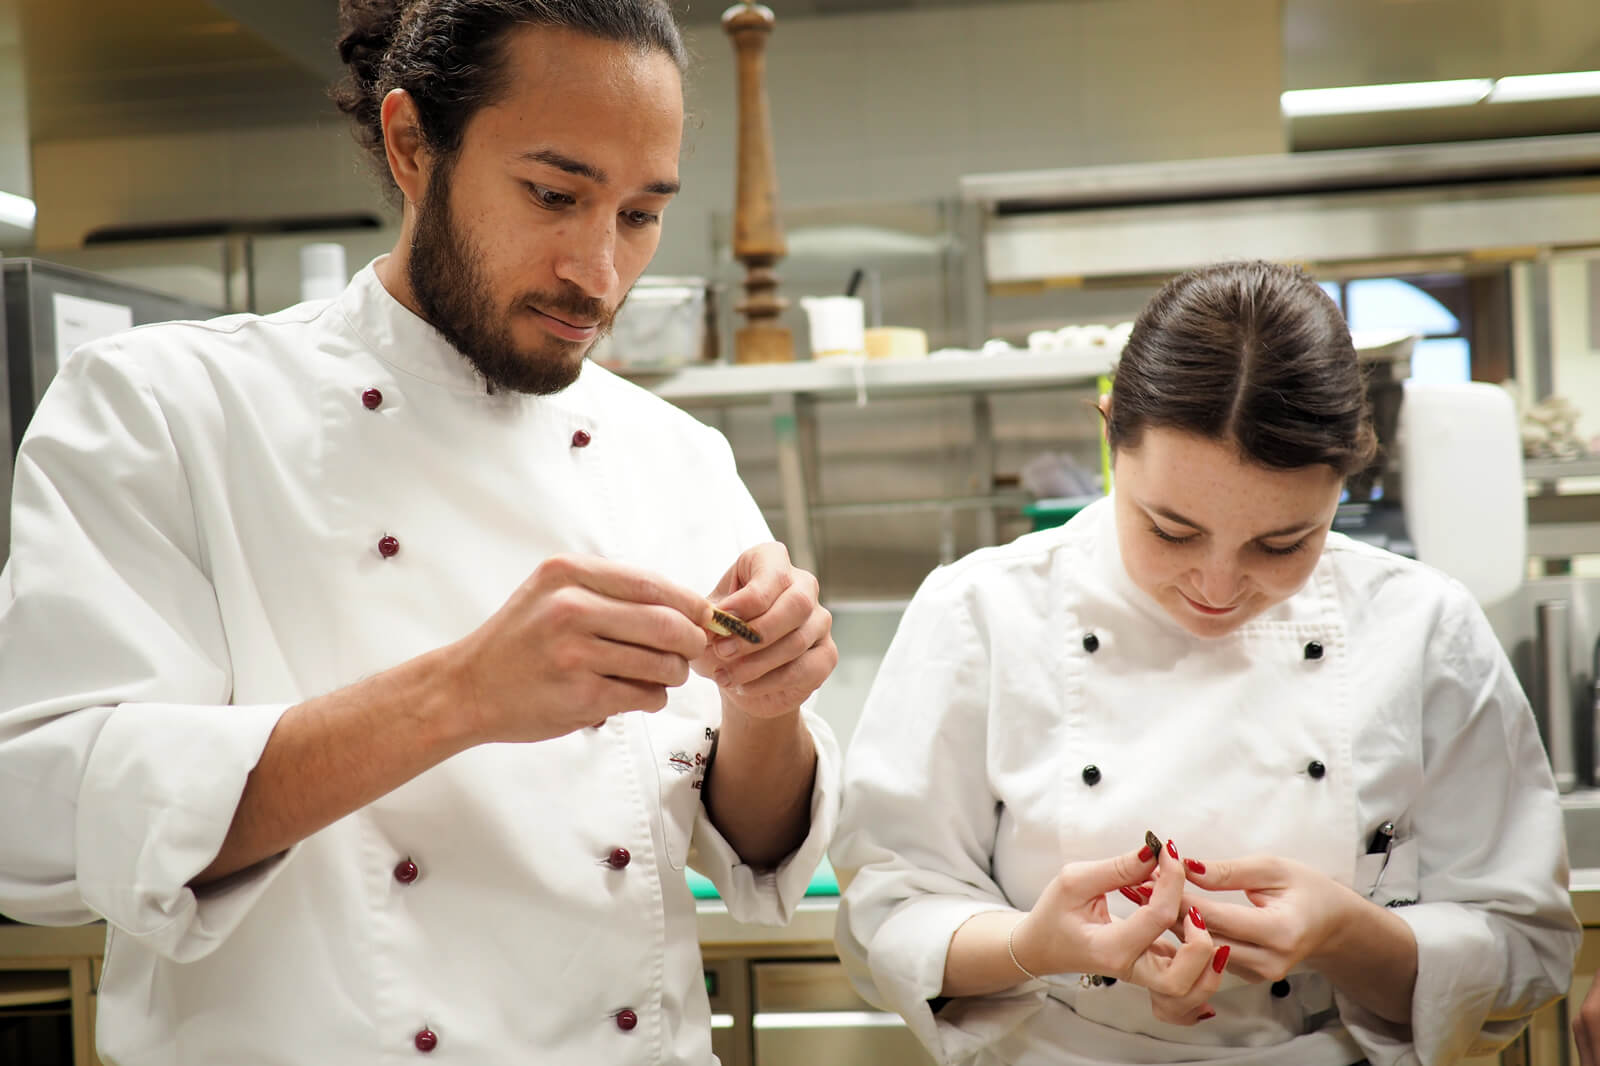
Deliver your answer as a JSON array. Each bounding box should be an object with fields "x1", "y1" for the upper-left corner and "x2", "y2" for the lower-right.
[
  {"x1": 331, "y1": 0, "x2": 688, "y2": 195},
  {"x1": 1107, "y1": 260, "x2": 1379, "y2": 477}
]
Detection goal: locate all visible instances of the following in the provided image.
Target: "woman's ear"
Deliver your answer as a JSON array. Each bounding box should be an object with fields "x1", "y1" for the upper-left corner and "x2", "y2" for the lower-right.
[{"x1": 1097, "y1": 393, "x2": 1111, "y2": 420}]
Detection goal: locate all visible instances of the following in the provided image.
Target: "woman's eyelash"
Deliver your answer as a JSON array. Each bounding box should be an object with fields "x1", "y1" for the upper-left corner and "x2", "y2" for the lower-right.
[{"x1": 1149, "y1": 524, "x2": 1195, "y2": 545}]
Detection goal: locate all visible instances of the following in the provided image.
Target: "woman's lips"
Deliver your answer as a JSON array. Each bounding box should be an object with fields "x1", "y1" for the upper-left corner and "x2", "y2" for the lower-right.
[
  {"x1": 530, "y1": 307, "x2": 599, "y2": 342},
  {"x1": 1180, "y1": 592, "x2": 1238, "y2": 616}
]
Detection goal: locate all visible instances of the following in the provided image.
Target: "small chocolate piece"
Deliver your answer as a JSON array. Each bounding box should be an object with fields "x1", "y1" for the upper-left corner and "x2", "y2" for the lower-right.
[
  {"x1": 706, "y1": 608, "x2": 761, "y2": 644},
  {"x1": 1145, "y1": 830, "x2": 1162, "y2": 857}
]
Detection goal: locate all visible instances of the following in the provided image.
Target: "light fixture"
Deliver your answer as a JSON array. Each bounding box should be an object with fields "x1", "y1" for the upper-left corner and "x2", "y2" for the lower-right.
[
  {"x1": 1281, "y1": 79, "x2": 1493, "y2": 118},
  {"x1": 0, "y1": 190, "x2": 35, "y2": 231},
  {"x1": 1488, "y1": 70, "x2": 1600, "y2": 103}
]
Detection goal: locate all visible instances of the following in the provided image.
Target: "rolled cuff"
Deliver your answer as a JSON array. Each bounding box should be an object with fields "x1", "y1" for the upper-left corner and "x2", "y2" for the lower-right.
[
  {"x1": 865, "y1": 896, "x2": 1042, "y2": 1065},
  {"x1": 689, "y1": 708, "x2": 841, "y2": 925},
  {"x1": 1337, "y1": 902, "x2": 1498, "y2": 1066},
  {"x1": 75, "y1": 702, "x2": 294, "y2": 962}
]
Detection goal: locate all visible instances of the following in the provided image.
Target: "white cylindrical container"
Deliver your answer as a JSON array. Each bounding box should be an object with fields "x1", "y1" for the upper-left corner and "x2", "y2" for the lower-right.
[
  {"x1": 299, "y1": 242, "x2": 349, "y2": 303},
  {"x1": 799, "y1": 296, "x2": 866, "y2": 360}
]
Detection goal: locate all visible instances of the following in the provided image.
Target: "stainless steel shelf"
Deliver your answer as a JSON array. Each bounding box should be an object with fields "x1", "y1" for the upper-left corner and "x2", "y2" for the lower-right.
[
  {"x1": 1525, "y1": 458, "x2": 1600, "y2": 482},
  {"x1": 624, "y1": 349, "x2": 1113, "y2": 406}
]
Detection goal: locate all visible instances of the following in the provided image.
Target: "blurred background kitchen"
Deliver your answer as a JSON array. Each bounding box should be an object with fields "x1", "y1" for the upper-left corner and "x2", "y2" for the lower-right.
[{"x1": 2, "y1": 0, "x2": 1600, "y2": 1063}]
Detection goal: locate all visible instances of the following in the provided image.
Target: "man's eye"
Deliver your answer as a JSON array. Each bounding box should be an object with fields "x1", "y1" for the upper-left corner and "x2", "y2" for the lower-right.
[
  {"x1": 528, "y1": 184, "x2": 573, "y2": 208},
  {"x1": 622, "y1": 210, "x2": 661, "y2": 228}
]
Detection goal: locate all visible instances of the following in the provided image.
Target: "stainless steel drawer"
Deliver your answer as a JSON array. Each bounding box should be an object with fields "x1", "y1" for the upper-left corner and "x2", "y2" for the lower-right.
[{"x1": 750, "y1": 960, "x2": 935, "y2": 1066}]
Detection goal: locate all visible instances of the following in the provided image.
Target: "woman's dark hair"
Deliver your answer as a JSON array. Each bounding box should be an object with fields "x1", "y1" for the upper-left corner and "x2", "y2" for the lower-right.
[
  {"x1": 331, "y1": 0, "x2": 688, "y2": 196},
  {"x1": 1106, "y1": 260, "x2": 1379, "y2": 477}
]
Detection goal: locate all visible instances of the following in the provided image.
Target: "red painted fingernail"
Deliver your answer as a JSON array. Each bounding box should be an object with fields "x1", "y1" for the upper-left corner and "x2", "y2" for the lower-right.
[
  {"x1": 1137, "y1": 885, "x2": 1153, "y2": 901},
  {"x1": 1198, "y1": 1008, "x2": 1216, "y2": 1021},
  {"x1": 1184, "y1": 858, "x2": 1206, "y2": 875},
  {"x1": 1189, "y1": 906, "x2": 1206, "y2": 930},
  {"x1": 1119, "y1": 886, "x2": 1145, "y2": 906},
  {"x1": 1137, "y1": 844, "x2": 1155, "y2": 863},
  {"x1": 1211, "y1": 945, "x2": 1230, "y2": 974},
  {"x1": 1166, "y1": 839, "x2": 1179, "y2": 860}
]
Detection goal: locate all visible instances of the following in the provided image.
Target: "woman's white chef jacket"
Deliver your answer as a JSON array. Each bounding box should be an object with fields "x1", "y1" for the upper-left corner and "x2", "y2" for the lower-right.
[
  {"x1": 0, "y1": 261, "x2": 840, "y2": 1065},
  {"x1": 832, "y1": 496, "x2": 1577, "y2": 1066}
]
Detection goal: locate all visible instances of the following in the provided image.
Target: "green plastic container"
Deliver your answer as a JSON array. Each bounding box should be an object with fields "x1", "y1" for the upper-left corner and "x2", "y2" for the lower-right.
[{"x1": 1022, "y1": 495, "x2": 1097, "y2": 531}]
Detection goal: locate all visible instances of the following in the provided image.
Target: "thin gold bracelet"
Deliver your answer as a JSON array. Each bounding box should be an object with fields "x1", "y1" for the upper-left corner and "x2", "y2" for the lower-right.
[{"x1": 1006, "y1": 918, "x2": 1041, "y2": 982}]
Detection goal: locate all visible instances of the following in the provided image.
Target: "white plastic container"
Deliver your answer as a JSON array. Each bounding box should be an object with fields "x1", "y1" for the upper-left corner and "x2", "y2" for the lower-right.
[
  {"x1": 800, "y1": 295, "x2": 867, "y2": 360},
  {"x1": 1398, "y1": 381, "x2": 1525, "y2": 607}
]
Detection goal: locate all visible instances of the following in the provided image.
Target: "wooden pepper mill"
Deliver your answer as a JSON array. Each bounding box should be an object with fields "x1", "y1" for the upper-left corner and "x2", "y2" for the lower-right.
[{"x1": 723, "y1": 2, "x2": 794, "y2": 364}]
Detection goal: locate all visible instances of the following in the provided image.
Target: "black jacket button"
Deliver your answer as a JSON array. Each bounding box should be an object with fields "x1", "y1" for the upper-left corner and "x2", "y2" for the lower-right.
[
  {"x1": 1304, "y1": 641, "x2": 1324, "y2": 660},
  {"x1": 1307, "y1": 759, "x2": 1326, "y2": 779},
  {"x1": 1082, "y1": 633, "x2": 1100, "y2": 653},
  {"x1": 1081, "y1": 765, "x2": 1101, "y2": 786}
]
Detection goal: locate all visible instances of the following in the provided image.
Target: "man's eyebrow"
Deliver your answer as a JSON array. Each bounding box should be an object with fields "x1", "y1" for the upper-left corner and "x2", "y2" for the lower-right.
[
  {"x1": 518, "y1": 149, "x2": 680, "y2": 197},
  {"x1": 519, "y1": 149, "x2": 606, "y2": 184}
]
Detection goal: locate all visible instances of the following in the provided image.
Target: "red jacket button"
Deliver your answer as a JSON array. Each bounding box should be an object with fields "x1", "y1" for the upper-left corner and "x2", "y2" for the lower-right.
[
  {"x1": 378, "y1": 536, "x2": 400, "y2": 558},
  {"x1": 414, "y1": 1028, "x2": 437, "y2": 1052},
  {"x1": 606, "y1": 848, "x2": 631, "y2": 870},
  {"x1": 571, "y1": 429, "x2": 592, "y2": 448},
  {"x1": 394, "y1": 859, "x2": 419, "y2": 884},
  {"x1": 615, "y1": 1009, "x2": 638, "y2": 1032},
  {"x1": 362, "y1": 388, "x2": 384, "y2": 410}
]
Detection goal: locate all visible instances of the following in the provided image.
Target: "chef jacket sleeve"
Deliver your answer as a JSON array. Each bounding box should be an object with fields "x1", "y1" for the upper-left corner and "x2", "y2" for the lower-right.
[
  {"x1": 685, "y1": 432, "x2": 842, "y2": 924},
  {"x1": 687, "y1": 703, "x2": 840, "y2": 925},
  {"x1": 0, "y1": 339, "x2": 293, "y2": 960},
  {"x1": 830, "y1": 565, "x2": 1041, "y2": 1065},
  {"x1": 1337, "y1": 583, "x2": 1580, "y2": 1066}
]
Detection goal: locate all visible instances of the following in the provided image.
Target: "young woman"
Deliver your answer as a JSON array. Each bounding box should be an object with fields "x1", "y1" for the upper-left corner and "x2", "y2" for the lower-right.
[{"x1": 832, "y1": 260, "x2": 1578, "y2": 1066}]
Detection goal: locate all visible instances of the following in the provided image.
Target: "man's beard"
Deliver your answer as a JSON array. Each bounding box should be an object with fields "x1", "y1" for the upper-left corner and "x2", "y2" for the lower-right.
[{"x1": 407, "y1": 163, "x2": 616, "y2": 396}]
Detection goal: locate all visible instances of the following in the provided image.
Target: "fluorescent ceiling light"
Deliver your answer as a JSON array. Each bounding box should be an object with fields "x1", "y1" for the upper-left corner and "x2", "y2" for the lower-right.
[
  {"x1": 0, "y1": 190, "x2": 36, "y2": 231},
  {"x1": 1282, "y1": 79, "x2": 1493, "y2": 117},
  {"x1": 1489, "y1": 70, "x2": 1600, "y2": 103}
]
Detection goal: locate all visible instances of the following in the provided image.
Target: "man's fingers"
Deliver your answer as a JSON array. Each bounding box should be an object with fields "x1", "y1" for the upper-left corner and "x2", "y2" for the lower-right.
[
  {"x1": 712, "y1": 543, "x2": 800, "y2": 623},
  {"x1": 585, "y1": 599, "x2": 709, "y2": 661},
  {"x1": 536, "y1": 554, "x2": 715, "y2": 625}
]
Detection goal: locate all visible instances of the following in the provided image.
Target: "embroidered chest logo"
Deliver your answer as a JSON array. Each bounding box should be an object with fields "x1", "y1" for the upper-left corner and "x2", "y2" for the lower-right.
[{"x1": 667, "y1": 727, "x2": 717, "y2": 791}]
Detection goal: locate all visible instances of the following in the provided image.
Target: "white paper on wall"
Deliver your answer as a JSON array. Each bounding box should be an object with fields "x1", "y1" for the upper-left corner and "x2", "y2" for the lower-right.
[{"x1": 52, "y1": 292, "x2": 134, "y2": 370}]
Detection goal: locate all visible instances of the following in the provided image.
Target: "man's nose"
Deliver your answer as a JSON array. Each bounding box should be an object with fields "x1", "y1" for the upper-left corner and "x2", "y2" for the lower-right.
[{"x1": 554, "y1": 214, "x2": 619, "y2": 301}]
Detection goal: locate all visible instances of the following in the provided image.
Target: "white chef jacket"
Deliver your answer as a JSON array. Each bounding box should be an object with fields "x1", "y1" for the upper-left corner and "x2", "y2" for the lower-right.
[
  {"x1": 831, "y1": 496, "x2": 1577, "y2": 1066},
  {"x1": 0, "y1": 260, "x2": 840, "y2": 1065}
]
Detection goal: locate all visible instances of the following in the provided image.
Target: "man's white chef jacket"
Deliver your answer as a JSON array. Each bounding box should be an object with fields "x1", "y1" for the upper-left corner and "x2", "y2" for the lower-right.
[{"x1": 0, "y1": 261, "x2": 840, "y2": 1064}]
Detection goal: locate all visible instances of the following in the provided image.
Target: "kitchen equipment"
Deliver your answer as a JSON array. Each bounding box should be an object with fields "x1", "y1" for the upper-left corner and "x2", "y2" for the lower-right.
[
  {"x1": 589, "y1": 276, "x2": 709, "y2": 369},
  {"x1": 297, "y1": 242, "x2": 347, "y2": 303},
  {"x1": 2, "y1": 259, "x2": 218, "y2": 565},
  {"x1": 799, "y1": 295, "x2": 866, "y2": 360},
  {"x1": 1397, "y1": 380, "x2": 1526, "y2": 607},
  {"x1": 1537, "y1": 599, "x2": 1578, "y2": 793}
]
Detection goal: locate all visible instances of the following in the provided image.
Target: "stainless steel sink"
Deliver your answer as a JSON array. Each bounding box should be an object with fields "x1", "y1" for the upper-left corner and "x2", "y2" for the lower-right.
[{"x1": 1563, "y1": 790, "x2": 1600, "y2": 872}]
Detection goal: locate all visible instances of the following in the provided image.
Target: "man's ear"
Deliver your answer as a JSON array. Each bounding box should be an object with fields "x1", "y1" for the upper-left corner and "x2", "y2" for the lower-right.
[{"x1": 381, "y1": 89, "x2": 429, "y2": 206}]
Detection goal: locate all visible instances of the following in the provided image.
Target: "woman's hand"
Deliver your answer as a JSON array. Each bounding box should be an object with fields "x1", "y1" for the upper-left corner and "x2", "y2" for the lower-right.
[
  {"x1": 1179, "y1": 853, "x2": 1417, "y2": 1024},
  {"x1": 1143, "y1": 903, "x2": 1229, "y2": 1024},
  {"x1": 1177, "y1": 854, "x2": 1356, "y2": 981},
  {"x1": 1575, "y1": 970, "x2": 1600, "y2": 1066},
  {"x1": 1013, "y1": 837, "x2": 1223, "y2": 1019}
]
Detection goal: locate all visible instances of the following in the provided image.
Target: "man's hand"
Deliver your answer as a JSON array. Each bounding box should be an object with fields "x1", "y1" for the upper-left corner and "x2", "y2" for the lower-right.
[
  {"x1": 454, "y1": 554, "x2": 713, "y2": 743},
  {"x1": 696, "y1": 542, "x2": 836, "y2": 719}
]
